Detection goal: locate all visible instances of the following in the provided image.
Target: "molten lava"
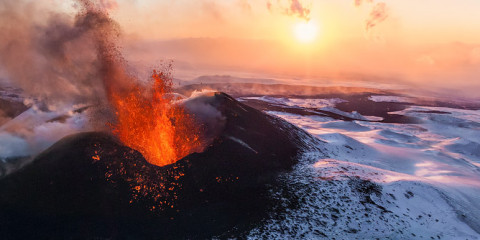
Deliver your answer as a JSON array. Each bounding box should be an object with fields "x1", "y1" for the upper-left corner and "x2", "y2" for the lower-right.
[{"x1": 109, "y1": 70, "x2": 202, "y2": 166}]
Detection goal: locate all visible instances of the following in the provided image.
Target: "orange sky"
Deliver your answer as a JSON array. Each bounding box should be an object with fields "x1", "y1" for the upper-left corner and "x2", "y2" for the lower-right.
[
  {"x1": 107, "y1": 1, "x2": 480, "y2": 43},
  {"x1": 58, "y1": 0, "x2": 480, "y2": 98}
]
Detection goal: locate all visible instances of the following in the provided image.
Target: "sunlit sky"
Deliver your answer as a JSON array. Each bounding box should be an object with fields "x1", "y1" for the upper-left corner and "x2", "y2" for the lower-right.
[
  {"x1": 59, "y1": 0, "x2": 480, "y2": 97},
  {"x1": 108, "y1": 0, "x2": 480, "y2": 43}
]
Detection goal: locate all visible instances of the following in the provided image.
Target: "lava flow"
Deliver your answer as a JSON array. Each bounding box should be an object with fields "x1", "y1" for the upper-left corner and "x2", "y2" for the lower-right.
[{"x1": 109, "y1": 69, "x2": 203, "y2": 167}]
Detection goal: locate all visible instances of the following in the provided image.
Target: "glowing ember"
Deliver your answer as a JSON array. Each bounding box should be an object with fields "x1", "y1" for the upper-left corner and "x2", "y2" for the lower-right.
[{"x1": 109, "y1": 69, "x2": 202, "y2": 166}]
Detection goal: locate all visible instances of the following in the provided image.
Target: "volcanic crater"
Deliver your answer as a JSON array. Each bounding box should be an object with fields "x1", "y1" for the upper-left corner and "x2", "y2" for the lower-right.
[{"x1": 0, "y1": 92, "x2": 321, "y2": 239}]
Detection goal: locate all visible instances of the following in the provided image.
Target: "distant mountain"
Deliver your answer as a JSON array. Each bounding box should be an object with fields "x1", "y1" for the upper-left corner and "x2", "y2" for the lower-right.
[{"x1": 176, "y1": 82, "x2": 388, "y2": 98}]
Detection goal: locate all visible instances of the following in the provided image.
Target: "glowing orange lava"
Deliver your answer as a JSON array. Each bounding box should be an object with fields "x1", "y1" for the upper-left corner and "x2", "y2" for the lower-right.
[{"x1": 109, "y1": 70, "x2": 202, "y2": 166}]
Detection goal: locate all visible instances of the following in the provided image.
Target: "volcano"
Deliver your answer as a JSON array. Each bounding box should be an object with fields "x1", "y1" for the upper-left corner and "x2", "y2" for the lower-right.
[{"x1": 0, "y1": 92, "x2": 320, "y2": 239}]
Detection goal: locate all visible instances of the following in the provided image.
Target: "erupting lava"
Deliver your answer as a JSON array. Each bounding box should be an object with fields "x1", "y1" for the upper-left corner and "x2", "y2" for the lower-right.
[{"x1": 109, "y1": 69, "x2": 203, "y2": 166}]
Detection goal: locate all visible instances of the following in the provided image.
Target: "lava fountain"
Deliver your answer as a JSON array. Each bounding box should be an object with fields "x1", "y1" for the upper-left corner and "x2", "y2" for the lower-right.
[{"x1": 108, "y1": 69, "x2": 203, "y2": 166}]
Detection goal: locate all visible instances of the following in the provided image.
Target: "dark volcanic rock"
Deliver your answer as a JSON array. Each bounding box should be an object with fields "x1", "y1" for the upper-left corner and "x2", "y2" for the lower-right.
[{"x1": 0, "y1": 92, "x2": 320, "y2": 239}]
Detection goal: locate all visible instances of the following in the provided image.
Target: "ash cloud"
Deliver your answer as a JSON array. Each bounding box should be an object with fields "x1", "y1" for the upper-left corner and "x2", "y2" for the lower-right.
[
  {"x1": 0, "y1": 0, "x2": 133, "y2": 167},
  {"x1": 0, "y1": 0, "x2": 127, "y2": 111}
]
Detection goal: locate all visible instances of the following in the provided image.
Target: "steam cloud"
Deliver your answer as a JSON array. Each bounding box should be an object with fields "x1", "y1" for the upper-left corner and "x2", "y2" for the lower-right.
[{"x1": 181, "y1": 91, "x2": 226, "y2": 147}]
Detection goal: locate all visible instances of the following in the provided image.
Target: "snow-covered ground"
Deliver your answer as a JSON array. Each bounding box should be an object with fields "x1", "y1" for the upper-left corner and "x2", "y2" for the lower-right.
[
  {"x1": 248, "y1": 98, "x2": 480, "y2": 239},
  {"x1": 2, "y1": 85, "x2": 479, "y2": 238},
  {"x1": 239, "y1": 96, "x2": 383, "y2": 121},
  {"x1": 368, "y1": 95, "x2": 415, "y2": 103},
  {"x1": 240, "y1": 96, "x2": 347, "y2": 109},
  {"x1": 0, "y1": 86, "x2": 91, "y2": 175},
  {"x1": 0, "y1": 85, "x2": 93, "y2": 165}
]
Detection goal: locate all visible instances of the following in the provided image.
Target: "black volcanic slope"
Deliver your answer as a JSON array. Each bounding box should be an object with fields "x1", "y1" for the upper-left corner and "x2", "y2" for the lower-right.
[{"x1": 0, "y1": 92, "x2": 320, "y2": 239}]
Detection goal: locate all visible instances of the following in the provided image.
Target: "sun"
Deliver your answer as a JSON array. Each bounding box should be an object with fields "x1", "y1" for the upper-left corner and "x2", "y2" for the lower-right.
[{"x1": 294, "y1": 21, "x2": 318, "y2": 43}]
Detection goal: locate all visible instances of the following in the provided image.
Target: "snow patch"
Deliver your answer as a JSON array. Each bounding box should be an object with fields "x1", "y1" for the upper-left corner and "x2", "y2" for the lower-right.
[
  {"x1": 227, "y1": 136, "x2": 258, "y2": 153},
  {"x1": 258, "y1": 105, "x2": 480, "y2": 238},
  {"x1": 369, "y1": 95, "x2": 414, "y2": 103},
  {"x1": 0, "y1": 105, "x2": 90, "y2": 161},
  {"x1": 241, "y1": 96, "x2": 347, "y2": 109}
]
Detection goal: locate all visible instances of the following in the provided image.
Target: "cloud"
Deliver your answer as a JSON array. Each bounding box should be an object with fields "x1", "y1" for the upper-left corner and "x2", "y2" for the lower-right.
[
  {"x1": 202, "y1": 1, "x2": 224, "y2": 20},
  {"x1": 365, "y1": 2, "x2": 388, "y2": 33},
  {"x1": 238, "y1": 0, "x2": 252, "y2": 13},
  {"x1": 470, "y1": 47, "x2": 480, "y2": 65},
  {"x1": 266, "y1": 0, "x2": 311, "y2": 21},
  {"x1": 0, "y1": 104, "x2": 90, "y2": 160},
  {"x1": 0, "y1": 132, "x2": 29, "y2": 159},
  {"x1": 416, "y1": 55, "x2": 436, "y2": 66},
  {"x1": 286, "y1": 0, "x2": 311, "y2": 21},
  {"x1": 266, "y1": 1, "x2": 273, "y2": 11},
  {"x1": 354, "y1": 0, "x2": 373, "y2": 7},
  {"x1": 98, "y1": 0, "x2": 118, "y2": 10},
  {"x1": 353, "y1": 0, "x2": 389, "y2": 33}
]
